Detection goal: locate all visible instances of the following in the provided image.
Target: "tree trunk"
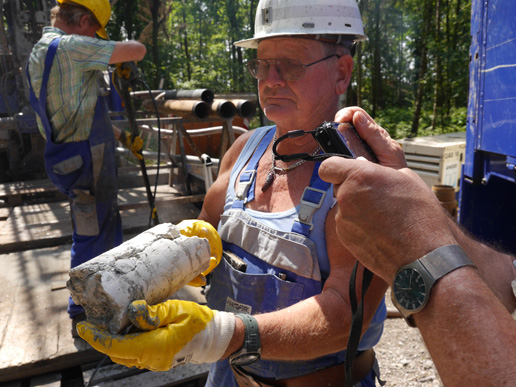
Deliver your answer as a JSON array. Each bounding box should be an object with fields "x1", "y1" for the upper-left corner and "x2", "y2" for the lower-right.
[
  {"x1": 444, "y1": 0, "x2": 451, "y2": 116},
  {"x1": 181, "y1": 3, "x2": 191, "y2": 82},
  {"x1": 356, "y1": 0, "x2": 368, "y2": 107},
  {"x1": 410, "y1": 0, "x2": 433, "y2": 137},
  {"x1": 356, "y1": 42, "x2": 363, "y2": 107},
  {"x1": 371, "y1": 0, "x2": 383, "y2": 117},
  {"x1": 151, "y1": 0, "x2": 161, "y2": 88},
  {"x1": 123, "y1": 0, "x2": 135, "y2": 39},
  {"x1": 432, "y1": 0, "x2": 442, "y2": 131},
  {"x1": 397, "y1": 1, "x2": 404, "y2": 105}
]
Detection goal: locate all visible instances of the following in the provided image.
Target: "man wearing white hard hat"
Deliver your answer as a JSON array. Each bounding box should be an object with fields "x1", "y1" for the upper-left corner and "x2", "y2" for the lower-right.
[
  {"x1": 77, "y1": 1, "x2": 394, "y2": 386},
  {"x1": 26, "y1": 0, "x2": 146, "y2": 336}
]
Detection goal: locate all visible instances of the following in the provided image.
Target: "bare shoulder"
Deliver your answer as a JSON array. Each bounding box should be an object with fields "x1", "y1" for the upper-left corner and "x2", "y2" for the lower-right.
[
  {"x1": 198, "y1": 129, "x2": 255, "y2": 226},
  {"x1": 219, "y1": 129, "x2": 254, "y2": 172}
]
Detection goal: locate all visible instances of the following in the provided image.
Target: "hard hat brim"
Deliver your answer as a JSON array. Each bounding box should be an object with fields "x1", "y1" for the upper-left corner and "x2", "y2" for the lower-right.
[
  {"x1": 234, "y1": 33, "x2": 367, "y2": 49},
  {"x1": 96, "y1": 26, "x2": 109, "y2": 40}
]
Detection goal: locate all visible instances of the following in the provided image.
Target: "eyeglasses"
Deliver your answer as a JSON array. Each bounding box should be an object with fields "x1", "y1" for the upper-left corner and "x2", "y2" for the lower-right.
[{"x1": 247, "y1": 54, "x2": 341, "y2": 81}]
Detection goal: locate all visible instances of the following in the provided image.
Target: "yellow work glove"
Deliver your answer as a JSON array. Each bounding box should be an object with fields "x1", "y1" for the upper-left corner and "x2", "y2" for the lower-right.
[
  {"x1": 119, "y1": 130, "x2": 144, "y2": 160},
  {"x1": 177, "y1": 219, "x2": 223, "y2": 287},
  {"x1": 77, "y1": 300, "x2": 235, "y2": 371}
]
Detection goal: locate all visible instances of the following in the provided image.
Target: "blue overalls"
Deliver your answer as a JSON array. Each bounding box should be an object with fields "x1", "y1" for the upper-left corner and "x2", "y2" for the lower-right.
[
  {"x1": 27, "y1": 38, "x2": 123, "y2": 317},
  {"x1": 206, "y1": 126, "x2": 386, "y2": 386}
]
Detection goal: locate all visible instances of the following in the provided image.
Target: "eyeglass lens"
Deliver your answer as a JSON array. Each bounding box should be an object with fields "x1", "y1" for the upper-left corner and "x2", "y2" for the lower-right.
[
  {"x1": 247, "y1": 54, "x2": 339, "y2": 81},
  {"x1": 247, "y1": 59, "x2": 306, "y2": 81}
]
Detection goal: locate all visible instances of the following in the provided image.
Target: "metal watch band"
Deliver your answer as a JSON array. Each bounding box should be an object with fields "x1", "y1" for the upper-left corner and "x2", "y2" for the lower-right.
[
  {"x1": 417, "y1": 244, "x2": 475, "y2": 278},
  {"x1": 229, "y1": 313, "x2": 261, "y2": 365}
]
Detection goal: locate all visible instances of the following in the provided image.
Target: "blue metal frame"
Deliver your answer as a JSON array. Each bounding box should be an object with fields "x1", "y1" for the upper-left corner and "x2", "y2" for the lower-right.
[{"x1": 459, "y1": 0, "x2": 516, "y2": 254}]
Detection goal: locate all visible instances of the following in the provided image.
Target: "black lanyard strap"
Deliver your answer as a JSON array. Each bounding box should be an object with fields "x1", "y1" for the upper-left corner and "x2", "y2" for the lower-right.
[
  {"x1": 272, "y1": 129, "x2": 354, "y2": 162},
  {"x1": 345, "y1": 263, "x2": 376, "y2": 387}
]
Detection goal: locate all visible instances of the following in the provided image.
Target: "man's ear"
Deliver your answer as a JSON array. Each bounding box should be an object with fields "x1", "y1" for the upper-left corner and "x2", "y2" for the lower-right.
[
  {"x1": 79, "y1": 13, "x2": 92, "y2": 28},
  {"x1": 335, "y1": 55, "x2": 354, "y2": 96}
]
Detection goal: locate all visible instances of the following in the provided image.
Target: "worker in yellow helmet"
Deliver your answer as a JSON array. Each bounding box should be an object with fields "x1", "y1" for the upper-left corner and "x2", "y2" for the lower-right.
[{"x1": 26, "y1": 0, "x2": 146, "y2": 337}]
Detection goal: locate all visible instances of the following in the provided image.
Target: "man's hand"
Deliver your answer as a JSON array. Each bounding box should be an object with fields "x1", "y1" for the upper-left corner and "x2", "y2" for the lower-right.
[
  {"x1": 119, "y1": 131, "x2": 144, "y2": 160},
  {"x1": 177, "y1": 220, "x2": 223, "y2": 287},
  {"x1": 334, "y1": 106, "x2": 407, "y2": 169},
  {"x1": 77, "y1": 300, "x2": 235, "y2": 371},
  {"x1": 319, "y1": 159, "x2": 457, "y2": 283}
]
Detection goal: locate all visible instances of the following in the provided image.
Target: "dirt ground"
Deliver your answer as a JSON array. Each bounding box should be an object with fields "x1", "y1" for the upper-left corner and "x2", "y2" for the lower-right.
[{"x1": 374, "y1": 290, "x2": 443, "y2": 387}]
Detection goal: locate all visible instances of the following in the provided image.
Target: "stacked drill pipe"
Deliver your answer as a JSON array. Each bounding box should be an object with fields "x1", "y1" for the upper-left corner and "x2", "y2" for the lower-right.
[
  {"x1": 140, "y1": 89, "x2": 256, "y2": 120},
  {"x1": 215, "y1": 92, "x2": 257, "y2": 119}
]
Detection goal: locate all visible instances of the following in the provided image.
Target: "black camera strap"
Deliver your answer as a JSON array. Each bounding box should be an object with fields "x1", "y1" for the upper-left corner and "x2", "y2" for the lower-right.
[
  {"x1": 345, "y1": 263, "x2": 376, "y2": 387},
  {"x1": 272, "y1": 130, "x2": 379, "y2": 386},
  {"x1": 272, "y1": 130, "x2": 354, "y2": 162}
]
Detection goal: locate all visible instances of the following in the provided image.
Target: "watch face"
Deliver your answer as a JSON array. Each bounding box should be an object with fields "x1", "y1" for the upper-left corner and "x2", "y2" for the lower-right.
[{"x1": 393, "y1": 268, "x2": 428, "y2": 311}]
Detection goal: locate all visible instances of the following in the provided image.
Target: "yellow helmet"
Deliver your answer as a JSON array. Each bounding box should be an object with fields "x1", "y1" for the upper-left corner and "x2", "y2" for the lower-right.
[{"x1": 57, "y1": 0, "x2": 111, "y2": 39}]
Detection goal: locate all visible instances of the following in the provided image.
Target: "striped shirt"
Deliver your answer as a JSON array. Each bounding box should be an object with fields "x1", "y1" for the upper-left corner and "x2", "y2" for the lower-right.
[{"x1": 28, "y1": 27, "x2": 116, "y2": 143}]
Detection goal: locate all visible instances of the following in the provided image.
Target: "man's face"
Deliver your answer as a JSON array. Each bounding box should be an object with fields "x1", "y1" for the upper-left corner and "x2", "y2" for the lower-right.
[{"x1": 256, "y1": 37, "x2": 348, "y2": 131}]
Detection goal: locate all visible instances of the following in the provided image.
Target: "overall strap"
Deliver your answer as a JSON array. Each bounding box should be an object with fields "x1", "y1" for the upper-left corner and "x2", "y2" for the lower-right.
[
  {"x1": 292, "y1": 162, "x2": 331, "y2": 237},
  {"x1": 233, "y1": 127, "x2": 275, "y2": 209},
  {"x1": 26, "y1": 37, "x2": 61, "y2": 140}
]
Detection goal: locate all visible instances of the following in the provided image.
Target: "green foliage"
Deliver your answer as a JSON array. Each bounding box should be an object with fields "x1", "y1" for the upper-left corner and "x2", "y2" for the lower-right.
[
  {"x1": 376, "y1": 106, "x2": 467, "y2": 140},
  {"x1": 357, "y1": 0, "x2": 471, "y2": 136},
  {"x1": 109, "y1": 0, "x2": 472, "y2": 138}
]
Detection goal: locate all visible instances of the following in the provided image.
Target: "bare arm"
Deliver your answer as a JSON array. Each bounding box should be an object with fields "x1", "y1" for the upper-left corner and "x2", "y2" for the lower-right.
[
  {"x1": 330, "y1": 106, "x2": 516, "y2": 309},
  {"x1": 449, "y1": 218, "x2": 516, "y2": 311},
  {"x1": 319, "y1": 154, "x2": 516, "y2": 385},
  {"x1": 221, "y1": 199, "x2": 387, "y2": 361},
  {"x1": 319, "y1": 156, "x2": 516, "y2": 311},
  {"x1": 417, "y1": 265, "x2": 516, "y2": 386},
  {"x1": 109, "y1": 40, "x2": 147, "y2": 64}
]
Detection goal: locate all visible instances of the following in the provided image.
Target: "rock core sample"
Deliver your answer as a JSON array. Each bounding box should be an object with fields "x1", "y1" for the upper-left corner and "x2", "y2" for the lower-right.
[{"x1": 67, "y1": 223, "x2": 211, "y2": 333}]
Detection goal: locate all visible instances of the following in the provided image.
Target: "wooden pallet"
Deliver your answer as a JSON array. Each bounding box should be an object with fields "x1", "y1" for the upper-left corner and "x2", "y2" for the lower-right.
[{"x1": 0, "y1": 164, "x2": 211, "y2": 384}]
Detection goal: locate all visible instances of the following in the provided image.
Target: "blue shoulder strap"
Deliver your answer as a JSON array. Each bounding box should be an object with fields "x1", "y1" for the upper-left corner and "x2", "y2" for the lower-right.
[
  {"x1": 26, "y1": 37, "x2": 61, "y2": 140},
  {"x1": 292, "y1": 162, "x2": 331, "y2": 237},
  {"x1": 233, "y1": 127, "x2": 275, "y2": 209},
  {"x1": 232, "y1": 126, "x2": 331, "y2": 238}
]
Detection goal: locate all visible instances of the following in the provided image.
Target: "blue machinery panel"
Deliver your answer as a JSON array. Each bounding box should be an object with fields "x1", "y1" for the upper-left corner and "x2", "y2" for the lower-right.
[{"x1": 459, "y1": 0, "x2": 516, "y2": 254}]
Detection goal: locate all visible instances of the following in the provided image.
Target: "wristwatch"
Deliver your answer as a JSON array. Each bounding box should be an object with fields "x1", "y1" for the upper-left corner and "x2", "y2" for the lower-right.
[
  {"x1": 391, "y1": 245, "x2": 476, "y2": 327},
  {"x1": 229, "y1": 313, "x2": 261, "y2": 366}
]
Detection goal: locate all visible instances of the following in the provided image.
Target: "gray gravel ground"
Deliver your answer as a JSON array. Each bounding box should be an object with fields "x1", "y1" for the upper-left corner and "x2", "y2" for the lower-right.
[
  {"x1": 374, "y1": 289, "x2": 443, "y2": 386},
  {"x1": 375, "y1": 318, "x2": 443, "y2": 386}
]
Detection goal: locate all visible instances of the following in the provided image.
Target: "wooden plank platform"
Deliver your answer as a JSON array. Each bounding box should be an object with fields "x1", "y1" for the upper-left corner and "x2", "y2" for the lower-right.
[
  {"x1": 82, "y1": 362, "x2": 210, "y2": 386},
  {"x1": 0, "y1": 178, "x2": 208, "y2": 384},
  {"x1": 0, "y1": 178, "x2": 68, "y2": 206},
  {"x1": 0, "y1": 243, "x2": 207, "y2": 384},
  {"x1": 0, "y1": 244, "x2": 104, "y2": 383},
  {"x1": 0, "y1": 185, "x2": 204, "y2": 254},
  {"x1": 0, "y1": 166, "x2": 171, "y2": 207}
]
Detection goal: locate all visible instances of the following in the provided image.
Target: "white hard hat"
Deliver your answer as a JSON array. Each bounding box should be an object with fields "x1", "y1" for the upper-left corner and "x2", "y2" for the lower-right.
[{"x1": 235, "y1": 0, "x2": 367, "y2": 49}]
